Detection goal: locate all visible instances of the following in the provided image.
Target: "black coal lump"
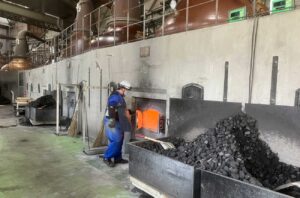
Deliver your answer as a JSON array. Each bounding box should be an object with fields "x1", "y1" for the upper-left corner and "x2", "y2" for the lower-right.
[
  {"x1": 29, "y1": 95, "x2": 56, "y2": 108},
  {"x1": 138, "y1": 113, "x2": 300, "y2": 190}
]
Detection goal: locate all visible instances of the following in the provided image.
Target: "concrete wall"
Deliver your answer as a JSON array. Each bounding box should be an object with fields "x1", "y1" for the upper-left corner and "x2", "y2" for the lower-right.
[
  {"x1": 23, "y1": 9, "x2": 300, "y2": 142},
  {"x1": 253, "y1": 10, "x2": 300, "y2": 106}
]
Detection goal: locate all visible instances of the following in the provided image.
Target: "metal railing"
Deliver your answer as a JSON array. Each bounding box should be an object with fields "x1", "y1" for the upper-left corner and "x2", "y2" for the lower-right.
[{"x1": 30, "y1": 0, "x2": 296, "y2": 67}]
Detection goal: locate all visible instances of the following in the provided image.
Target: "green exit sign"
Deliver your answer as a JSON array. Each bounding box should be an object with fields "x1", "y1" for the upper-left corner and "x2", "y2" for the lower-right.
[
  {"x1": 228, "y1": 7, "x2": 246, "y2": 22},
  {"x1": 271, "y1": 0, "x2": 294, "y2": 13}
]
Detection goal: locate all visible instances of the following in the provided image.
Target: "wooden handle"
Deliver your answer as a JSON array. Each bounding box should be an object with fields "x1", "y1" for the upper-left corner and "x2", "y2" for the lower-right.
[
  {"x1": 144, "y1": 136, "x2": 162, "y2": 143},
  {"x1": 135, "y1": 134, "x2": 145, "y2": 139}
]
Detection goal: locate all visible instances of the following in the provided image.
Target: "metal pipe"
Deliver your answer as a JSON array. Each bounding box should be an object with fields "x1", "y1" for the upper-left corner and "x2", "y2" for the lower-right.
[
  {"x1": 82, "y1": 94, "x2": 87, "y2": 146},
  {"x1": 98, "y1": 7, "x2": 100, "y2": 49},
  {"x1": 96, "y1": 61, "x2": 103, "y2": 112},
  {"x1": 66, "y1": 29, "x2": 68, "y2": 57},
  {"x1": 143, "y1": 2, "x2": 146, "y2": 39},
  {"x1": 82, "y1": 15, "x2": 85, "y2": 53},
  {"x1": 162, "y1": 0, "x2": 165, "y2": 36},
  {"x1": 127, "y1": 0, "x2": 129, "y2": 43},
  {"x1": 88, "y1": 67, "x2": 91, "y2": 107},
  {"x1": 248, "y1": 17, "x2": 259, "y2": 103},
  {"x1": 107, "y1": 54, "x2": 112, "y2": 84},
  {"x1": 186, "y1": 0, "x2": 189, "y2": 31},
  {"x1": 43, "y1": 38, "x2": 46, "y2": 64},
  {"x1": 253, "y1": 0, "x2": 257, "y2": 17},
  {"x1": 215, "y1": 0, "x2": 219, "y2": 24},
  {"x1": 56, "y1": 83, "x2": 60, "y2": 135},
  {"x1": 89, "y1": 13, "x2": 92, "y2": 50},
  {"x1": 10, "y1": 90, "x2": 15, "y2": 103},
  {"x1": 70, "y1": 26, "x2": 73, "y2": 56},
  {"x1": 100, "y1": 68, "x2": 102, "y2": 112},
  {"x1": 113, "y1": 0, "x2": 116, "y2": 46}
]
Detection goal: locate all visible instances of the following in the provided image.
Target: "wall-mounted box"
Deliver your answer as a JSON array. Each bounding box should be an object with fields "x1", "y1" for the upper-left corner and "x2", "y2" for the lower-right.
[
  {"x1": 228, "y1": 7, "x2": 246, "y2": 23},
  {"x1": 271, "y1": 0, "x2": 294, "y2": 13}
]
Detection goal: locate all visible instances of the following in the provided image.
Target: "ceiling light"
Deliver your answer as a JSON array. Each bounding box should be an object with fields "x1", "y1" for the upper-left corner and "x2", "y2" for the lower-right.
[{"x1": 170, "y1": 0, "x2": 177, "y2": 10}]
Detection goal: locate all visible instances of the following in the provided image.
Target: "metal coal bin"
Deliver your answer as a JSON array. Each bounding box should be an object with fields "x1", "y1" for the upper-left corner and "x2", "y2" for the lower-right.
[
  {"x1": 128, "y1": 99, "x2": 300, "y2": 198},
  {"x1": 25, "y1": 106, "x2": 56, "y2": 125}
]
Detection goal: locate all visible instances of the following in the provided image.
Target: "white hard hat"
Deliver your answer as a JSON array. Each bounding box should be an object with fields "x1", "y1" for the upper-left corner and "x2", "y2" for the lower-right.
[{"x1": 118, "y1": 80, "x2": 131, "y2": 90}]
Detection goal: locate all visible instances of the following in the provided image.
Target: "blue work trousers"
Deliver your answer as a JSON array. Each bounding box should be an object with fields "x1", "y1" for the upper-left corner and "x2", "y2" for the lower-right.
[{"x1": 103, "y1": 117, "x2": 124, "y2": 160}]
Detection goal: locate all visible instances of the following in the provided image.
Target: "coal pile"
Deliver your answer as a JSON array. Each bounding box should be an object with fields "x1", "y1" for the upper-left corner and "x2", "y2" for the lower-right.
[
  {"x1": 18, "y1": 117, "x2": 32, "y2": 127},
  {"x1": 139, "y1": 113, "x2": 300, "y2": 189},
  {"x1": 0, "y1": 95, "x2": 10, "y2": 105},
  {"x1": 29, "y1": 95, "x2": 56, "y2": 108}
]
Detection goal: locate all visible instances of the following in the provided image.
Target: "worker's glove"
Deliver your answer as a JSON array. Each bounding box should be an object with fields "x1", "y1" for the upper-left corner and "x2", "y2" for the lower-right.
[{"x1": 108, "y1": 118, "x2": 116, "y2": 128}]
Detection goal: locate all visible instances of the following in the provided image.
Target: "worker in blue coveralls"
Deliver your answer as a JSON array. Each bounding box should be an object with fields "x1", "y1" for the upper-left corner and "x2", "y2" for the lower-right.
[{"x1": 103, "y1": 80, "x2": 132, "y2": 167}]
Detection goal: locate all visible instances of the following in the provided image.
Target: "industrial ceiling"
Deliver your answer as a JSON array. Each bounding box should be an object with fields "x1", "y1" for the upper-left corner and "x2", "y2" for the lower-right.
[{"x1": 0, "y1": 0, "x2": 79, "y2": 31}]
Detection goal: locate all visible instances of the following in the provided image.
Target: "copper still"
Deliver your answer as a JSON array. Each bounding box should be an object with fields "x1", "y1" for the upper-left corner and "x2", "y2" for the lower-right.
[
  {"x1": 1, "y1": 30, "x2": 45, "y2": 71},
  {"x1": 70, "y1": 0, "x2": 94, "y2": 55},
  {"x1": 91, "y1": 0, "x2": 142, "y2": 47},
  {"x1": 161, "y1": 0, "x2": 254, "y2": 35},
  {"x1": 0, "y1": 53, "x2": 8, "y2": 68}
]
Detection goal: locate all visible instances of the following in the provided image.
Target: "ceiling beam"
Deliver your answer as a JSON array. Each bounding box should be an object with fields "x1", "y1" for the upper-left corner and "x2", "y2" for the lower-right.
[
  {"x1": 60, "y1": 0, "x2": 77, "y2": 9},
  {"x1": 0, "y1": 34, "x2": 15, "y2": 40},
  {"x1": 0, "y1": 24, "x2": 9, "y2": 29},
  {"x1": 0, "y1": 1, "x2": 61, "y2": 31}
]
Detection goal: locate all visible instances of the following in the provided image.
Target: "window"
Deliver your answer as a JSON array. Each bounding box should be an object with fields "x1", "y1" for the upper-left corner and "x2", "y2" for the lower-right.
[{"x1": 182, "y1": 83, "x2": 204, "y2": 100}]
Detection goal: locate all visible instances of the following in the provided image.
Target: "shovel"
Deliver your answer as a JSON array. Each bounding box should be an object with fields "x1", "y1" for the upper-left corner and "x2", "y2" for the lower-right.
[
  {"x1": 274, "y1": 181, "x2": 300, "y2": 197},
  {"x1": 136, "y1": 134, "x2": 175, "y2": 150}
]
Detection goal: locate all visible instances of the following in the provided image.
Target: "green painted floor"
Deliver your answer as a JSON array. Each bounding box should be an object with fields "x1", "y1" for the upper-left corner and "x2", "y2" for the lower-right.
[{"x1": 0, "y1": 106, "x2": 140, "y2": 198}]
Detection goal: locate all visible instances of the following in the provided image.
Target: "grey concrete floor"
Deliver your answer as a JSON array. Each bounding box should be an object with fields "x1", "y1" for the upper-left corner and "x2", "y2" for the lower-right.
[{"x1": 0, "y1": 105, "x2": 141, "y2": 198}]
